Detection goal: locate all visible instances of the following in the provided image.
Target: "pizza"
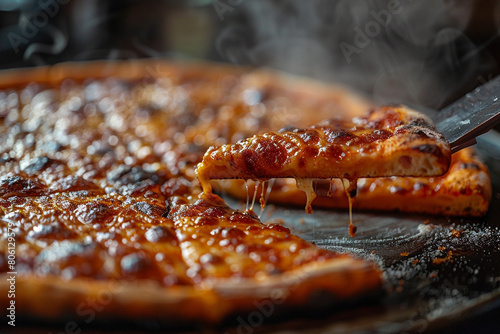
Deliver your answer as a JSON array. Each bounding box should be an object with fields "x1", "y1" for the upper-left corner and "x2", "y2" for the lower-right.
[
  {"x1": 0, "y1": 61, "x2": 382, "y2": 325},
  {"x1": 213, "y1": 147, "x2": 491, "y2": 218}
]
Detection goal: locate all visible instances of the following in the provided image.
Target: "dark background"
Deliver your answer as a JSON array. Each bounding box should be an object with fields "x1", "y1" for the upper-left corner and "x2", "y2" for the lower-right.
[{"x1": 1, "y1": 0, "x2": 500, "y2": 110}]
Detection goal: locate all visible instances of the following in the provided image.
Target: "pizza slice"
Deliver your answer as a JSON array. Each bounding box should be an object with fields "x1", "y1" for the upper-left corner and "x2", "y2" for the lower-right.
[
  {"x1": 196, "y1": 106, "x2": 451, "y2": 192},
  {"x1": 213, "y1": 147, "x2": 491, "y2": 217}
]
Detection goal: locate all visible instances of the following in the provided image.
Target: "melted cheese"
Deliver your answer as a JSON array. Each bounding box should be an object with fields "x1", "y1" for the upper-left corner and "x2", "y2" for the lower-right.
[
  {"x1": 197, "y1": 167, "x2": 212, "y2": 196},
  {"x1": 341, "y1": 178, "x2": 358, "y2": 237},
  {"x1": 249, "y1": 180, "x2": 260, "y2": 211},
  {"x1": 296, "y1": 178, "x2": 317, "y2": 214},
  {"x1": 327, "y1": 178, "x2": 335, "y2": 197},
  {"x1": 258, "y1": 179, "x2": 275, "y2": 219},
  {"x1": 245, "y1": 180, "x2": 250, "y2": 211},
  {"x1": 260, "y1": 180, "x2": 267, "y2": 210}
]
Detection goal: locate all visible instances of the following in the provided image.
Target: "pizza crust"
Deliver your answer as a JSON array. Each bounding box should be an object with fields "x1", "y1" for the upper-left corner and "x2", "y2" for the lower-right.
[{"x1": 1, "y1": 257, "x2": 381, "y2": 324}]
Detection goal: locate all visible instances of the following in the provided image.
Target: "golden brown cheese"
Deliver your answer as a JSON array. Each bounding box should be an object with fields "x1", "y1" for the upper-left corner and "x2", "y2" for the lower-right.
[{"x1": 196, "y1": 106, "x2": 451, "y2": 195}]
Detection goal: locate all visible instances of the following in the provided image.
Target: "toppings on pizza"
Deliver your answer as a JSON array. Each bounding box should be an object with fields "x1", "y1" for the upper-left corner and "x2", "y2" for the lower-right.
[{"x1": 0, "y1": 61, "x2": 491, "y2": 329}]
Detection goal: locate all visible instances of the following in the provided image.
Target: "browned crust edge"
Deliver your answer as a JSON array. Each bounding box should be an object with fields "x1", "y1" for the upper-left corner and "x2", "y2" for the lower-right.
[{"x1": 0, "y1": 258, "x2": 381, "y2": 324}]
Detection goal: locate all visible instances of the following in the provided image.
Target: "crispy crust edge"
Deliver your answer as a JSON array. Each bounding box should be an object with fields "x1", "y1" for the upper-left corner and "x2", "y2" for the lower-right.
[{"x1": 1, "y1": 258, "x2": 381, "y2": 324}]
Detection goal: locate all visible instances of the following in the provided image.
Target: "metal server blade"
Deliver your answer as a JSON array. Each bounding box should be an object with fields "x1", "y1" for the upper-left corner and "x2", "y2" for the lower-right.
[{"x1": 434, "y1": 75, "x2": 500, "y2": 153}]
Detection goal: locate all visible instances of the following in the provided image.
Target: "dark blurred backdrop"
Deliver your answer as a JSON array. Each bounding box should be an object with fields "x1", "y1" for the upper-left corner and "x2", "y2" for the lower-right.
[{"x1": 1, "y1": 0, "x2": 500, "y2": 109}]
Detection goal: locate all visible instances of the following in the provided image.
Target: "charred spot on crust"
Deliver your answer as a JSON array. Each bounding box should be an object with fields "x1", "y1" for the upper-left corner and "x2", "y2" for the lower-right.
[
  {"x1": 107, "y1": 164, "x2": 166, "y2": 185},
  {"x1": 74, "y1": 201, "x2": 114, "y2": 225},
  {"x1": 397, "y1": 123, "x2": 439, "y2": 140},
  {"x1": 257, "y1": 138, "x2": 287, "y2": 169},
  {"x1": 241, "y1": 149, "x2": 258, "y2": 173},
  {"x1": 145, "y1": 226, "x2": 175, "y2": 243},
  {"x1": 405, "y1": 118, "x2": 433, "y2": 129},
  {"x1": 229, "y1": 211, "x2": 259, "y2": 224},
  {"x1": 22, "y1": 156, "x2": 55, "y2": 175},
  {"x1": 299, "y1": 146, "x2": 319, "y2": 168},
  {"x1": 175, "y1": 198, "x2": 228, "y2": 218},
  {"x1": 411, "y1": 128, "x2": 432, "y2": 137},
  {"x1": 303, "y1": 146, "x2": 319, "y2": 158},
  {"x1": 0, "y1": 175, "x2": 47, "y2": 197},
  {"x1": 116, "y1": 180, "x2": 163, "y2": 198},
  {"x1": 324, "y1": 146, "x2": 345, "y2": 160},
  {"x1": 162, "y1": 201, "x2": 171, "y2": 218},
  {"x1": 367, "y1": 109, "x2": 402, "y2": 128},
  {"x1": 131, "y1": 201, "x2": 165, "y2": 216},
  {"x1": 241, "y1": 137, "x2": 287, "y2": 174},
  {"x1": 325, "y1": 129, "x2": 355, "y2": 144},
  {"x1": 49, "y1": 176, "x2": 101, "y2": 193},
  {"x1": 298, "y1": 130, "x2": 321, "y2": 144},
  {"x1": 412, "y1": 144, "x2": 438, "y2": 154},
  {"x1": 363, "y1": 129, "x2": 392, "y2": 143}
]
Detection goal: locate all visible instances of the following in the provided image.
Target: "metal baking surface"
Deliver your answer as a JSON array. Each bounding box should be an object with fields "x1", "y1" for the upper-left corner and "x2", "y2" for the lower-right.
[{"x1": 8, "y1": 134, "x2": 500, "y2": 334}]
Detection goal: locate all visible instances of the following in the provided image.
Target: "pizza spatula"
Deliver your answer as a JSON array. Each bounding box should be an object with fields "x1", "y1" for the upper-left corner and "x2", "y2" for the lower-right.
[{"x1": 432, "y1": 75, "x2": 500, "y2": 153}]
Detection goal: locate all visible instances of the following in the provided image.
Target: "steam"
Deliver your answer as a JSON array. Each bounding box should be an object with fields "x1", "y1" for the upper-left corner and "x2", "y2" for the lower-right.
[
  {"x1": 23, "y1": 23, "x2": 67, "y2": 65},
  {"x1": 7, "y1": 0, "x2": 498, "y2": 111},
  {"x1": 216, "y1": 0, "x2": 497, "y2": 110},
  {"x1": 8, "y1": 0, "x2": 113, "y2": 66},
  {"x1": 10, "y1": 1, "x2": 70, "y2": 66}
]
